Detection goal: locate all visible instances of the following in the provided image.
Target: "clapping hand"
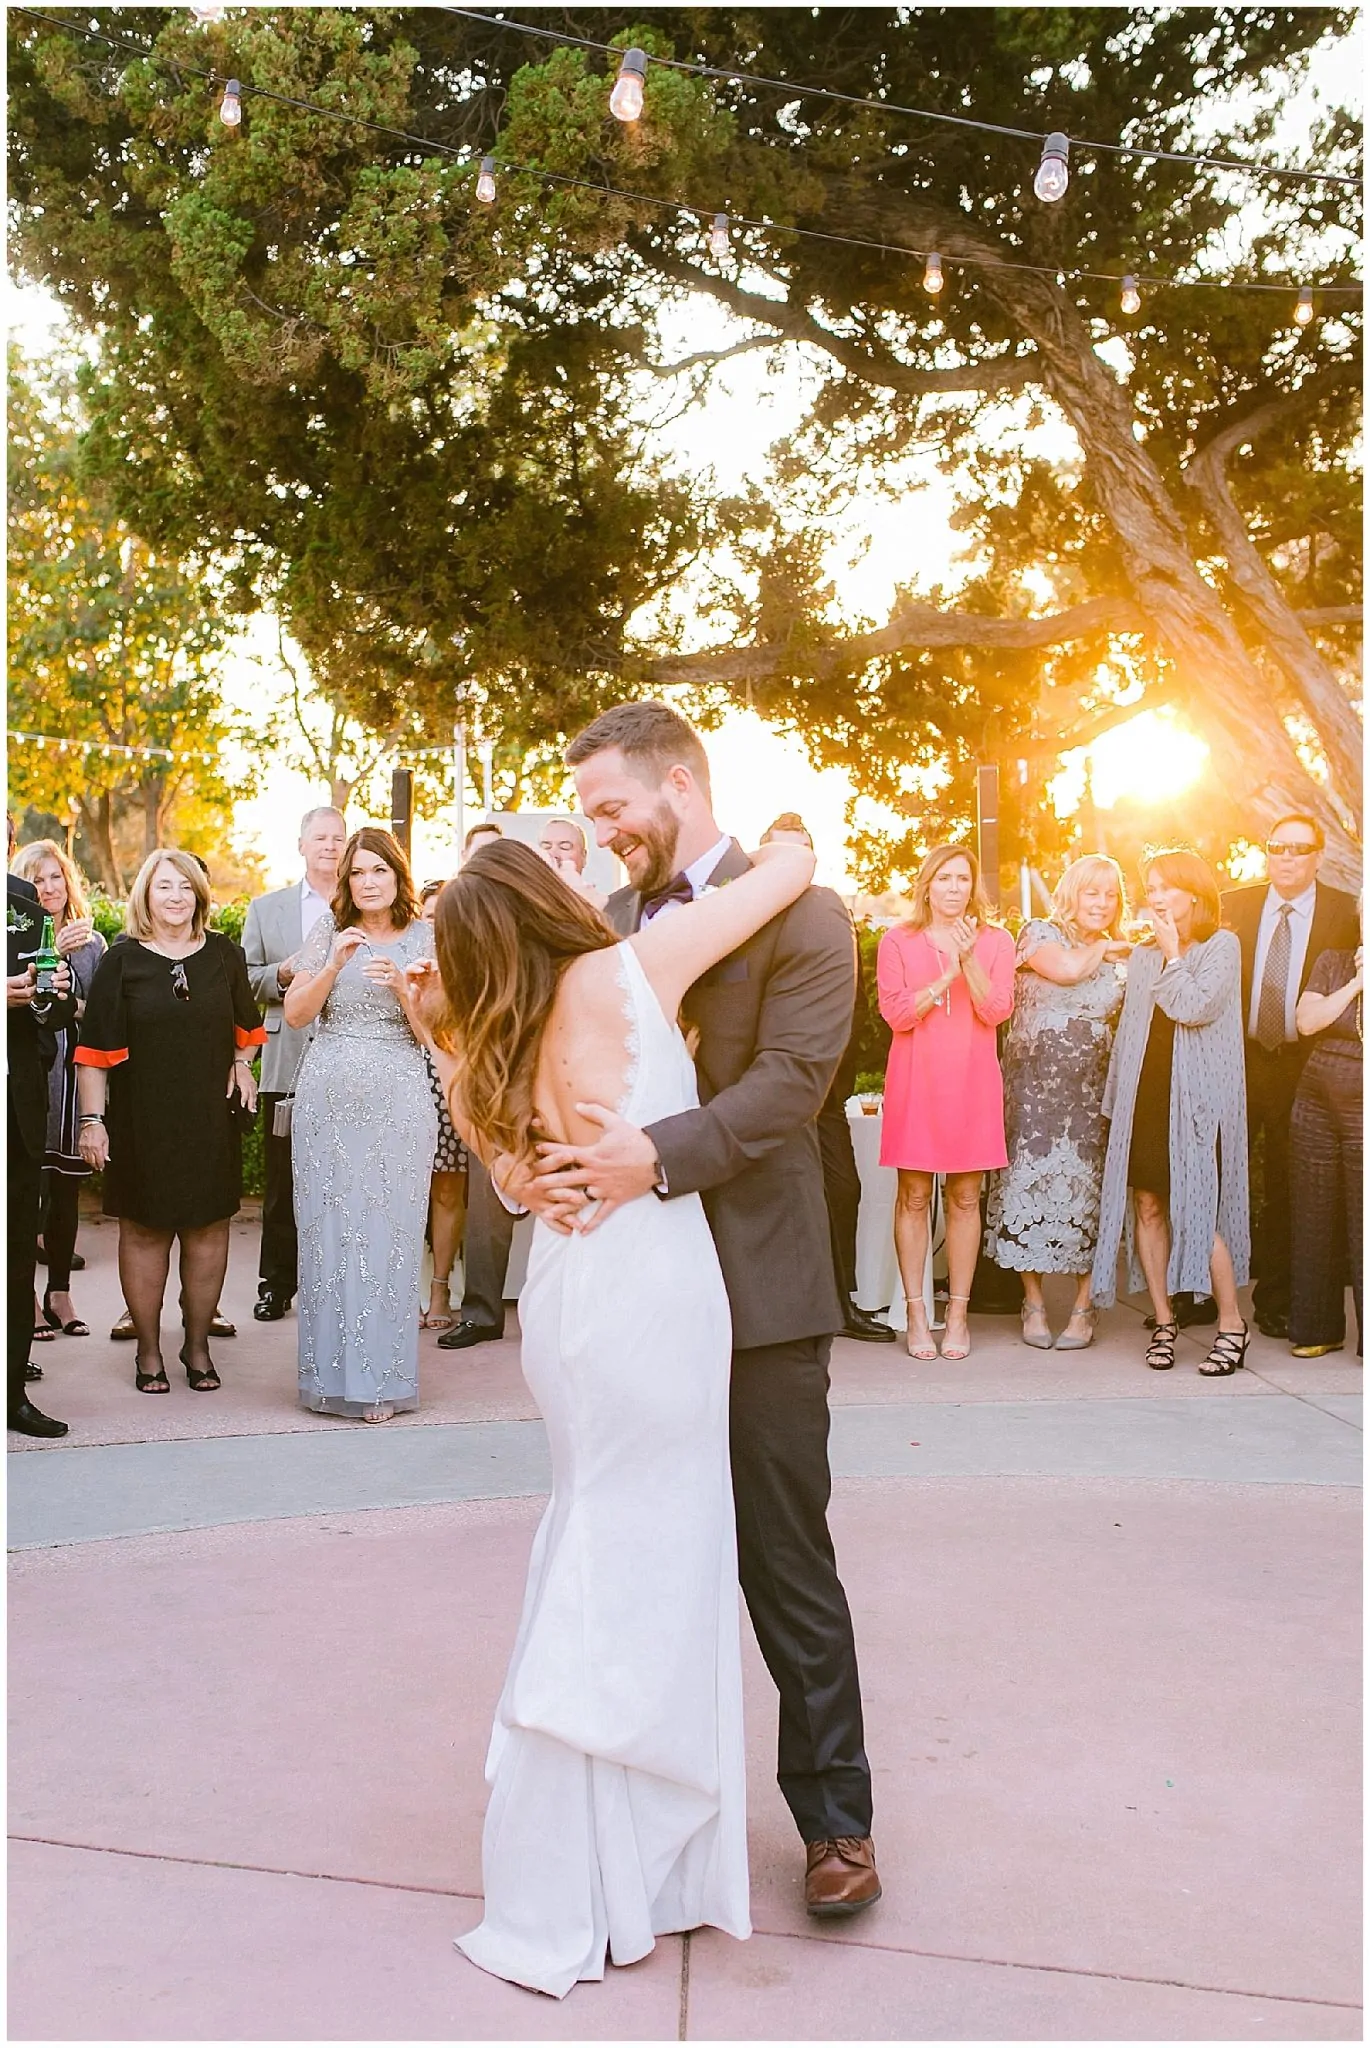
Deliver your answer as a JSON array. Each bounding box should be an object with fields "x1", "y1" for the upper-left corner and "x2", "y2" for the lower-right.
[
  {"x1": 56, "y1": 919, "x2": 94, "y2": 955},
  {"x1": 329, "y1": 926, "x2": 369, "y2": 969},
  {"x1": 950, "y1": 915, "x2": 979, "y2": 959},
  {"x1": 399, "y1": 956, "x2": 447, "y2": 1041}
]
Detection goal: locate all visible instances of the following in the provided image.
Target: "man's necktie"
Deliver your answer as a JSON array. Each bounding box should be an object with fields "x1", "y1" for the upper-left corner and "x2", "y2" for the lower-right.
[
  {"x1": 641, "y1": 874, "x2": 695, "y2": 922},
  {"x1": 1255, "y1": 902, "x2": 1294, "y2": 1050}
]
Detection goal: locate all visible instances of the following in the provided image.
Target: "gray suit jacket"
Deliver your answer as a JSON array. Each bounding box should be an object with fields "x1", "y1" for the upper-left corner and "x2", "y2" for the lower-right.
[
  {"x1": 241, "y1": 882, "x2": 314, "y2": 1096},
  {"x1": 606, "y1": 839, "x2": 854, "y2": 1352}
]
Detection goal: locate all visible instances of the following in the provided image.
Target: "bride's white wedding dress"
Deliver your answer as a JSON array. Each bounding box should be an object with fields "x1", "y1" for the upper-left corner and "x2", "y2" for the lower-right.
[{"x1": 456, "y1": 942, "x2": 750, "y2": 1998}]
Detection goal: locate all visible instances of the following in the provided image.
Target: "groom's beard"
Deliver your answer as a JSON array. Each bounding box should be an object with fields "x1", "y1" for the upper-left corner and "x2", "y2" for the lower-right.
[{"x1": 611, "y1": 800, "x2": 682, "y2": 897}]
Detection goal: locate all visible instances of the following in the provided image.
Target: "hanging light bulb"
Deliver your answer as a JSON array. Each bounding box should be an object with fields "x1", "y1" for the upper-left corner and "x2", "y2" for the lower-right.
[
  {"x1": 218, "y1": 77, "x2": 242, "y2": 128},
  {"x1": 476, "y1": 156, "x2": 496, "y2": 204},
  {"x1": 922, "y1": 250, "x2": 944, "y2": 295},
  {"x1": 189, "y1": 3, "x2": 224, "y2": 20},
  {"x1": 1033, "y1": 132, "x2": 1070, "y2": 203},
  {"x1": 1120, "y1": 273, "x2": 1141, "y2": 316},
  {"x1": 1294, "y1": 285, "x2": 1315, "y2": 327},
  {"x1": 609, "y1": 47, "x2": 647, "y2": 123},
  {"x1": 708, "y1": 212, "x2": 729, "y2": 259}
]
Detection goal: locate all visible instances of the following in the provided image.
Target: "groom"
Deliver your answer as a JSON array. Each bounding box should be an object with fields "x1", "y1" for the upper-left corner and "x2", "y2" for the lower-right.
[{"x1": 525, "y1": 700, "x2": 880, "y2": 1916}]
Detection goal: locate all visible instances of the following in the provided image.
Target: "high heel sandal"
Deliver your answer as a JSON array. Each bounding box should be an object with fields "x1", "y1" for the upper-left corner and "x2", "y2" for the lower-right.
[
  {"x1": 1199, "y1": 1324, "x2": 1250, "y2": 1377},
  {"x1": 135, "y1": 1354, "x2": 170, "y2": 1394},
  {"x1": 904, "y1": 1308, "x2": 938, "y2": 1361},
  {"x1": 42, "y1": 1290, "x2": 89, "y2": 1338},
  {"x1": 1145, "y1": 1320, "x2": 1178, "y2": 1371},
  {"x1": 1020, "y1": 1303, "x2": 1053, "y2": 1350},
  {"x1": 179, "y1": 1345, "x2": 221, "y2": 1392},
  {"x1": 940, "y1": 1295, "x2": 972, "y2": 1361}
]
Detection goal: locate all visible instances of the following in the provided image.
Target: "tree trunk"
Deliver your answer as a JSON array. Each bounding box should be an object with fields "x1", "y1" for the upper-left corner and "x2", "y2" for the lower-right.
[
  {"x1": 329, "y1": 773, "x2": 354, "y2": 813},
  {"x1": 80, "y1": 791, "x2": 123, "y2": 896},
  {"x1": 140, "y1": 773, "x2": 168, "y2": 859}
]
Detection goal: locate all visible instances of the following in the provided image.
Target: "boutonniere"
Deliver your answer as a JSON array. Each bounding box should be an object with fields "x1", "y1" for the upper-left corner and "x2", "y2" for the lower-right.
[
  {"x1": 7, "y1": 905, "x2": 34, "y2": 936},
  {"x1": 703, "y1": 877, "x2": 733, "y2": 895}
]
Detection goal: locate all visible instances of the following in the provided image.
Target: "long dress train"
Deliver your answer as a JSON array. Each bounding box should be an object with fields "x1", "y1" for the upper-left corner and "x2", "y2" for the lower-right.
[{"x1": 456, "y1": 942, "x2": 750, "y2": 1997}]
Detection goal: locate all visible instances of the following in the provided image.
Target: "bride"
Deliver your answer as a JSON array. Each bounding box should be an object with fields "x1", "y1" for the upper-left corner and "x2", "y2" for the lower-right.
[{"x1": 401, "y1": 832, "x2": 815, "y2": 1999}]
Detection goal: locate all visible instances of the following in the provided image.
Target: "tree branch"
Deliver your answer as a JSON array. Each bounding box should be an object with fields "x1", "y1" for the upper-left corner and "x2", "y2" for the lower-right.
[
  {"x1": 1184, "y1": 377, "x2": 1363, "y2": 816},
  {"x1": 642, "y1": 594, "x2": 1135, "y2": 688},
  {"x1": 646, "y1": 250, "x2": 1040, "y2": 400},
  {"x1": 650, "y1": 334, "x2": 781, "y2": 378},
  {"x1": 1298, "y1": 605, "x2": 1363, "y2": 628}
]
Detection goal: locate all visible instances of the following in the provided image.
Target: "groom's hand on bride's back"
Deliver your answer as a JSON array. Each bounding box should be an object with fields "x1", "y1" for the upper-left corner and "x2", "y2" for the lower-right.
[
  {"x1": 532, "y1": 1105, "x2": 660, "y2": 1233},
  {"x1": 496, "y1": 1150, "x2": 590, "y2": 1237}
]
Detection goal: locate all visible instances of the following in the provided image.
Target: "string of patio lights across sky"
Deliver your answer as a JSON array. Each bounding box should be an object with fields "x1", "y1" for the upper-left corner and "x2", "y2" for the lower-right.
[{"x1": 11, "y1": 2, "x2": 1363, "y2": 328}]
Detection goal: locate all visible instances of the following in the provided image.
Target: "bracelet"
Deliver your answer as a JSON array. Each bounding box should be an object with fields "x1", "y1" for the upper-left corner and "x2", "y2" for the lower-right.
[
  {"x1": 79, "y1": 1114, "x2": 104, "y2": 1126},
  {"x1": 233, "y1": 1056, "x2": 254, "y2": 1069}
]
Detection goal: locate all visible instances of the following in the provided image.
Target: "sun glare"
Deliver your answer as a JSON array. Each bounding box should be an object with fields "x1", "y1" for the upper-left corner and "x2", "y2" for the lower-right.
[{"x1": 1087, "y1": 710, "x2": 1210, "y2": 810}]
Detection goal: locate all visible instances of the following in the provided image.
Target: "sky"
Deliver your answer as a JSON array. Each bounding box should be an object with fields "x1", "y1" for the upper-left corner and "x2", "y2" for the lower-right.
[{"x1": 7, "y1": 16, "x2": 1356, "y2": 891}]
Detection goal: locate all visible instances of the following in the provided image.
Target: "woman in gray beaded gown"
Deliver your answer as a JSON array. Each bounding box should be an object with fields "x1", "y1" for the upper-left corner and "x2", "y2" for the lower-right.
[
  {"x1": 284, "y1": 828, "x2": 438, "y2": 1421},
  {"x1": 985, "y1": 856, "x2": 1130, "y2": 1349}
]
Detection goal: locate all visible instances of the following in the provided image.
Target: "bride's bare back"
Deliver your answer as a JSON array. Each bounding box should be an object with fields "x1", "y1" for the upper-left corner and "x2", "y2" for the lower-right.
[{"x1": 531, "y1": 842, "x2": 818, "y2": 1149}]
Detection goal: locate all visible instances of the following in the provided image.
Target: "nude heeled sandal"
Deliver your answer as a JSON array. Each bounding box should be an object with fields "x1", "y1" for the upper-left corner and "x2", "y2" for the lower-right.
[{"x1": 941, "y1": 1294, "x2": 972, "y2": 1361}]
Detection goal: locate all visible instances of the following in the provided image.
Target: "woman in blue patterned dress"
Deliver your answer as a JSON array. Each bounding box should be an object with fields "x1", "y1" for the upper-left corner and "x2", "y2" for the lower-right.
[
  {"x1": 985, "y1": 856, "x2": 1130, "y2": 1350},
  {"x1": 284, "y1": 829, "x2": 438, "y2": 1421}
]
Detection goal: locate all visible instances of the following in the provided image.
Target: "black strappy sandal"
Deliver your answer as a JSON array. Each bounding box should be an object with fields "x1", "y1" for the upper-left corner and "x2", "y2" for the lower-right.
[
  {"x1": 180, "y1": 1345, "x2": 221, "y2": 1392},
  {"x1": 135, "y1": 1354, "x2": 170, "y2": 1394},
  {"x1": 43, "y1": 1290, "x2": 90, "y2": 1337},
  {"x1": 1199, "y1": 1324, "x2": 1250, "y2": 1377},
  {"x1": 1146, "y1": 1320, "x2": 1179, "y2": 1371}
]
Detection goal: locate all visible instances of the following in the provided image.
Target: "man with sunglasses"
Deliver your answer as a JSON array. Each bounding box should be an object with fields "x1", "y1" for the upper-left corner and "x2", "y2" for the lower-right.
[{"x1": 1223, "y1": 817, "x2": 1357, "y2": 1339}]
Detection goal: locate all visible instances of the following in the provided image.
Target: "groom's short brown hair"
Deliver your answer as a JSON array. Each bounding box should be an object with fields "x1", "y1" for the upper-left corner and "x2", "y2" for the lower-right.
[{"x1": 566, "y1": 700, "x2": 711, "y2": 799}]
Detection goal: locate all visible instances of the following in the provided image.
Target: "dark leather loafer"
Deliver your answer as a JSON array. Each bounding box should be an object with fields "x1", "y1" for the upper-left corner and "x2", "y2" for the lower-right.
[
  {"x1": 210, "y1": 1312, "x2": 237, "y2": 1338},
  {"x1": 24, "y1": 1361, "x2": 43, "y2": 1383},
  {"x1": 843, "y1": 1308, "x2": 897, "y2": 1344},
  {"x1": 252, "y1": 1294, "x2": 291, "y2": 1323},
  {"x1": 8, "y1": 1399, "x2": 69, "y2": 1439},
  {"x1": 804, "y1": 1836, "x2": 882, "y2": 1917},
  {"x1": 436, "y1": 1318, "x2": 502, "y2": 1351}
]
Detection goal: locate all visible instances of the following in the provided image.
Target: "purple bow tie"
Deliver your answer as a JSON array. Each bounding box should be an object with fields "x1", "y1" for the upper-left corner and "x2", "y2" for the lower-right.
[{"x1": 641, "y1": 873, "x2": 695, "y2": 921}]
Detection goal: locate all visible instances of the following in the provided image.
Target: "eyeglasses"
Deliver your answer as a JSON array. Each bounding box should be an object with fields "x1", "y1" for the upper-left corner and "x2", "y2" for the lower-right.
[
  {"x1": 170, "y1": 961, "x2": 190, "y2": 1002},
  {"x1": 1266, "y1": 840, "x2": 1319, "y2": 858}
]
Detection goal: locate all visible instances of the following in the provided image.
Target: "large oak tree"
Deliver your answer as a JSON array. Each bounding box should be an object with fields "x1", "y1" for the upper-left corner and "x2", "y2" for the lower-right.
[{"x1": 9, "y1": 6, "x2": 1362, "y2": 880}]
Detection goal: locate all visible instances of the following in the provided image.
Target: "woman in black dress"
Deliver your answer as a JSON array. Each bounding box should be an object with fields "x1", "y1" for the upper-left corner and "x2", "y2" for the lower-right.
[{"x1": 75, "y1": 850, "x2": 264, "y2": 1393}]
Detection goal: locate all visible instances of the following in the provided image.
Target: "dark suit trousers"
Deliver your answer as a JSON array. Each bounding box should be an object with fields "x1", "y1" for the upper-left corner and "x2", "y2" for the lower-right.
[
  {"x1": 1290, "y1": 1055, "x2": 1362, "y2": 1352},
  {"x1": 9, "y1": 1099, "x2": 44, "y2": 1413},
  {"x1": 817, "y1": 1104, "x2": 860, "y2": 1304},
  {"x1": 257, "y1": 1095, "x2": 298, "y2": 1299},
  {"x1": 1246, "y1": 1043, "x2": 1303, "y2": 1321},
  {"x1": 730, "y1": 1333, "x2": 873, "y2": 1841},
  {"x1": 460, "y1": 1157, "x2": 516, "y2": 1333}
]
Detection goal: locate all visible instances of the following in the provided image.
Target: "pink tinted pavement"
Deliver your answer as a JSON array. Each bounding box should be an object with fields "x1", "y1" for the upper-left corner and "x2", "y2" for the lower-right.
[{"x1": 8, "y1": 1208, "x2": 1363, "y2": 2039}]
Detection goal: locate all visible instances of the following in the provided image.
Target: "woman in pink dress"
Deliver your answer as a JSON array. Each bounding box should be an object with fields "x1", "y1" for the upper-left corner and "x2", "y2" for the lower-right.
[{"x1": 878, "y1": 845, "x2": 1015, "y2": 1361}]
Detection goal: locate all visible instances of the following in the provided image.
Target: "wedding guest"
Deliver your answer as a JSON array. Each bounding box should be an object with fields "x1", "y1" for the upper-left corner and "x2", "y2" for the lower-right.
[
  {"x1": 1289, "y1": 901, "x2": 1362, "y2": 1357},
  {"x1": 1092, "y1": 850, "x2": 1250, "y2": 1374},
  {"x1": 418, "y1": 881, "x2": 466, "y2": 1329},
  {"x1": 284, "y1": 828, "x2": 437, "y2": 1419},
  {"x1": 1223, "y1": 815, "x2": 1357, "y2": 1338},
  {"x1": 463, "y1": 821, "x2": 502, "y2": 858},
  {"x1": 10, "y1": 841, "x2": 106, "y2": 1342},
  {"x1": 878, "y1": 844, "x2": 1015, "y2": 1361},
  {"x1": 761, "y1": 814, "x2": 893, "y2": 1343},
  {"x1": 8, "y1": 853, "x2": 75, "y2": 1438},
  {"x1": 75, "y1": 850, "x2": 264, "y2": 1394},
  {"x1": 240, "y1": 805, "x2": 347, "y2": 1322},
  {"x1": 985, "y1": 855, "x2": 1129, "y2": 1351},
  {"x1": 538, "y1": 815, "x2": 608, "y2": 911}
]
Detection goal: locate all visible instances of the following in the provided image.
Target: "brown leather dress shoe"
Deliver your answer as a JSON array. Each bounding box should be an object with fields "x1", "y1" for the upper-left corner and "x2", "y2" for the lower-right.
[{"x1": 804, "y1": 1836, "x2": 881, "y2": 1917}]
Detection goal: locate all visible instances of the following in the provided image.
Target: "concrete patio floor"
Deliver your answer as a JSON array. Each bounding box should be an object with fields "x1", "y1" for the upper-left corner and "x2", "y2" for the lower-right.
[{"x1": 8, "y1": 1209, "x2": 1362, "y2": 2040}]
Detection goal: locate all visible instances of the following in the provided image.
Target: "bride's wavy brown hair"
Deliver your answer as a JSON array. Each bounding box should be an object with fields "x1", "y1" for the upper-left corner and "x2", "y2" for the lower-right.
[{"x1": 433, "y1": 838, "x2": 616, "y2": 1166}]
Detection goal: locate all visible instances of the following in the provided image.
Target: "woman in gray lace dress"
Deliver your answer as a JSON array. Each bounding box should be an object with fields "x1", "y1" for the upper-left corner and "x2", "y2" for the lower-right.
[
  {"x1": 284, "y1": 829, "x2": 438, "y2": 1421},
  {"x1": 985, "y1": 857, "x2": 1129, "y2": 1349}
]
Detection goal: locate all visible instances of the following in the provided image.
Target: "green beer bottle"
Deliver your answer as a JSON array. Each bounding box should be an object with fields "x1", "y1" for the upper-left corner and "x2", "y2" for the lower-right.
[{"x1": 33, "y1": 915, "x2": 62, "y2": 997}]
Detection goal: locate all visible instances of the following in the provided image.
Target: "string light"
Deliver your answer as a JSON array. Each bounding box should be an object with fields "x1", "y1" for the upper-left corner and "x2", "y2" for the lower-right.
[
  {"x1": 1120, "y1": 273, "x2": 1141, "y2": 315},
  {"x1": 218, "y1": 77, "x2": 241, "y2": 128},
  {"x1": 922, "y1": 250, "x2": 944, "y2": 295},
  {"x1": 708, "y1": 212, "x2": 729, "y2": 259},
  {"x1": 1034, "y1": 132, "x2": 1070, "y2": 203},
  {"x1": 476, "y1": 155, "x2": 496, "y2": 204},
  {"x1": 1294, "y1": 285, "x2": 1315, "y2": 326},
  {"x1": 609, "y1": 47, "x2": 647, "y2": 123}
]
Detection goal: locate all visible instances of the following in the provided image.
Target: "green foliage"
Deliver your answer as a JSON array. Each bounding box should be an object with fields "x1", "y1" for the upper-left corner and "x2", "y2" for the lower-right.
[{"x1": 7, "y1": 7, "x2": 1361, "y2": 883}]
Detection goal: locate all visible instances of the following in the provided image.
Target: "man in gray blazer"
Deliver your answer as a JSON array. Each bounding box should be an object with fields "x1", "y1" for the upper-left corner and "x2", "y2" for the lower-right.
[
  {"x1": 525, "y1": 702, "x2": 879, "y2": 1919},
  {"x1": 240, "y1": 807, "x2": 347, "y2": 1320}
]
